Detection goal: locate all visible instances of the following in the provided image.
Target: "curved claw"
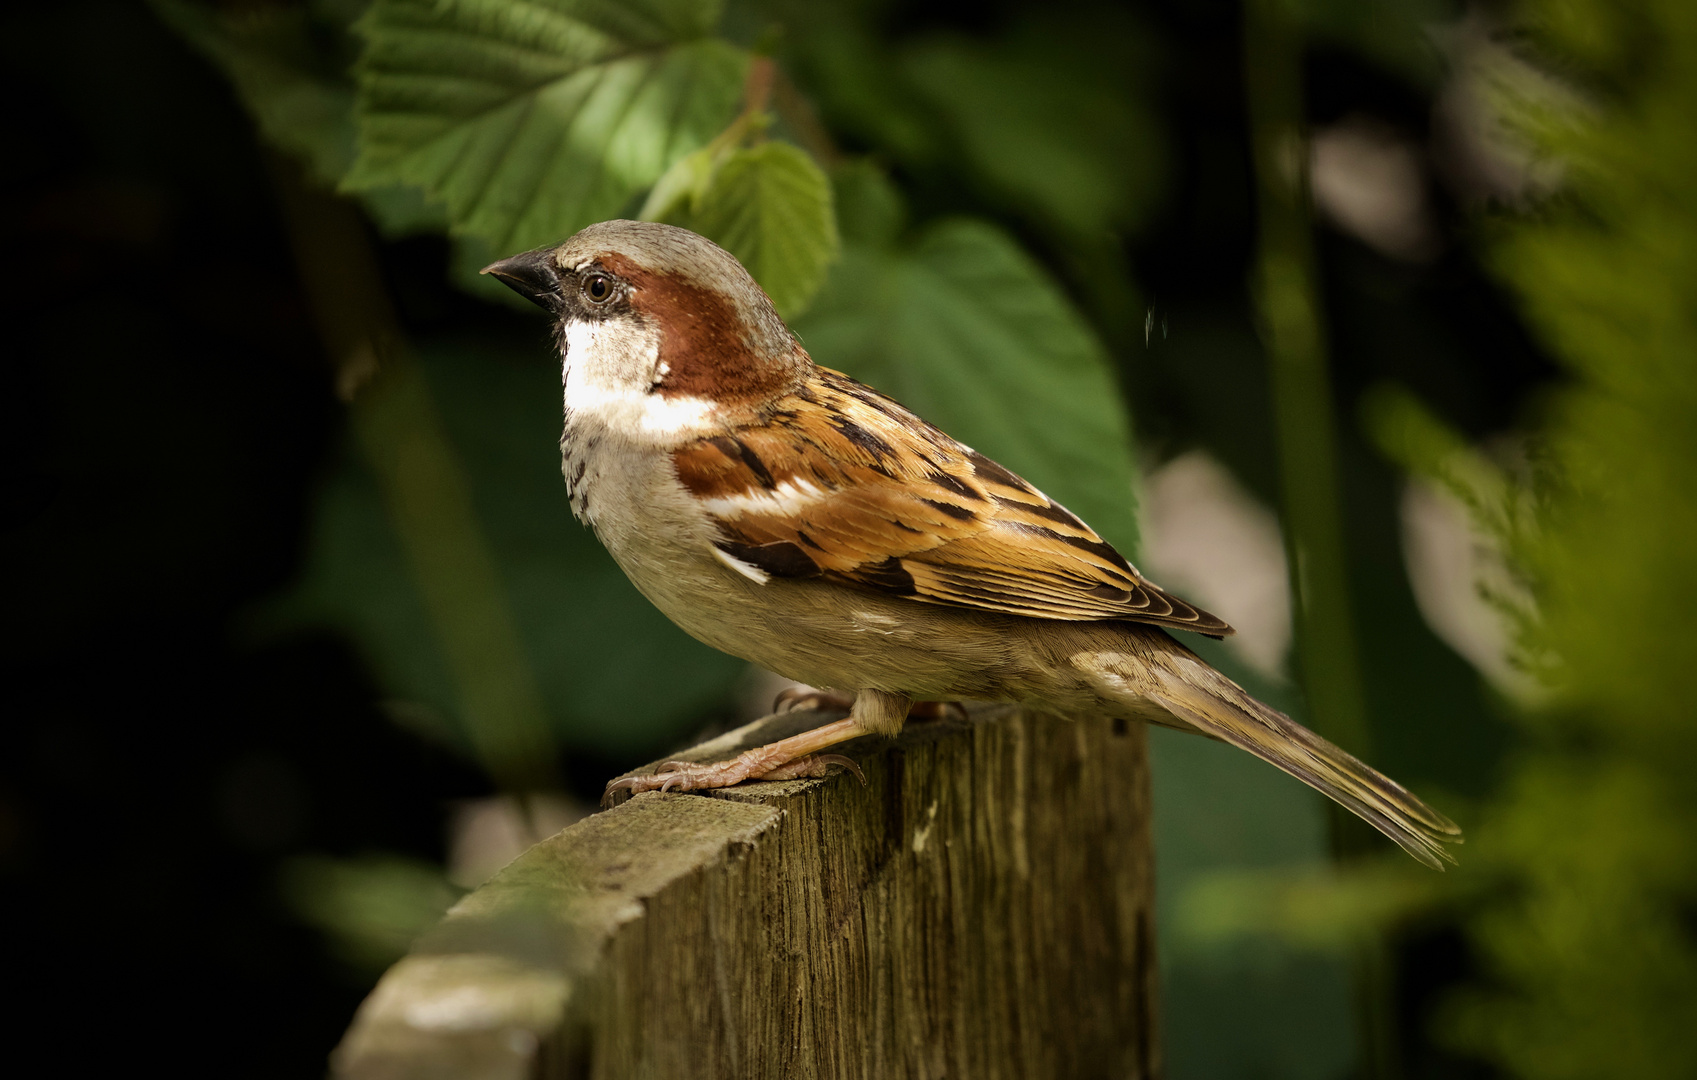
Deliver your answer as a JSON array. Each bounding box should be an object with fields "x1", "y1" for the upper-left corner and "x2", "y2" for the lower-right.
[
  {"x1": 814, "y1": 754, "x2": 867, "y2": 786},
  {"x1": 601, "y1": 776, "x2": 638, "y2": 809}
]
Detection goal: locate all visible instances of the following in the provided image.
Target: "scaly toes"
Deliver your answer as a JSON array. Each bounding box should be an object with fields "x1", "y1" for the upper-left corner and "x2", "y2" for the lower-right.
[
  {"x1": 601, "y1": 756, "x2": 760, "y2": 807},
  {"x1": 601, "y1": 749, "x2": 866, "y2": 807},
  {"x1": 756, "y1": 754, "x2": 867, "y2": 785}
]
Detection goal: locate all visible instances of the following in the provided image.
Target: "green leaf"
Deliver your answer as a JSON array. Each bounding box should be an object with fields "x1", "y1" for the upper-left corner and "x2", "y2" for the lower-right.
[
  {"x1": 779, "y1": 7, "x2": 1165, "y2": 239},
  {"x1": 345, "y1": 0, "x2": 747, "y2": 252},
  {"x1": 686, "y1": 141, "x2": 838, "y2": 318},
  {"x1": 830, "y1": 158, "x2": 907, "y2": 248},
  {"x1": 794, "y1": 207, "x2": 1141, "y2": 556},
  {"x1": 900, "y1": 22, "x2": 1166, "y2": 237}
]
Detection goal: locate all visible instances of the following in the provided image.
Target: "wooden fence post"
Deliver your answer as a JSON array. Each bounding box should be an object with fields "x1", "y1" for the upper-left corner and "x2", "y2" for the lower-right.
[{"x1": 331, "y1": 704, "x2": 1160, "y2": 1079}]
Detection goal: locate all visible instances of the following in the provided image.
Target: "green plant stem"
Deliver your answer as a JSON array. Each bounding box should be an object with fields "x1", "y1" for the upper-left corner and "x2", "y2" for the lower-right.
[
  {"x1": 1243, "y1": 0, "x2": 1370, "y2": 765},
  {"x1": 1243, "y1": 4, "x2": 1397, "y2": 1078},
  {"x1": 268, "y1": 153, "x2": 557, "y2": 794}
]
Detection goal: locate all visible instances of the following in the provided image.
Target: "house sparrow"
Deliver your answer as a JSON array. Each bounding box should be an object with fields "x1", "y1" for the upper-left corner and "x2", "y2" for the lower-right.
[{"x1": 484, "y1": 220, "x2": 1462, "y2": 869}]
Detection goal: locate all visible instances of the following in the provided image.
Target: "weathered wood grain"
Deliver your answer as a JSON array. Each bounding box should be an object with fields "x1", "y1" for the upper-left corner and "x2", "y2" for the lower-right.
[{"x1": 333, "y1": 704, "x2": 1159, "y2": 1080}]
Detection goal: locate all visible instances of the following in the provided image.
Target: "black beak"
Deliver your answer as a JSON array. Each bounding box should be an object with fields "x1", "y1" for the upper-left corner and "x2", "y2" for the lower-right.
[{"x1": 481, "y1": 248, "x2": 563, "y2": 312}]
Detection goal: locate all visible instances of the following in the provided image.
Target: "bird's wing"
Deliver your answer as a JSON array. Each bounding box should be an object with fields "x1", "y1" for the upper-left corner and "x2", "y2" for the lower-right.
[{"x1": 671, "y1": 368, "x2": 1233, "y2": 636}]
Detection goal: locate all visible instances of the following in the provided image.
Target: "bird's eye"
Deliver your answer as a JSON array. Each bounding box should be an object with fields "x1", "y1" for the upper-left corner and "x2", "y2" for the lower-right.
[{"x1": 582, "y1": 273, "x2": 615, "y2": 304}]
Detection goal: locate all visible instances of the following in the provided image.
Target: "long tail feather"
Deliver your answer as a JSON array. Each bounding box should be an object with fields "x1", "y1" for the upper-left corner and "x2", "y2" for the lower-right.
[{"x1": 1145, "y1": 659, "x2": 1463, "y2": 869}]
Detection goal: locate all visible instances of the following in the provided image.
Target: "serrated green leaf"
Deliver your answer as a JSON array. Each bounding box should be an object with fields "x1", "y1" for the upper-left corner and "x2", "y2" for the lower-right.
[
  {"x1": 794, "y1": 215, "x2": 1140, "y2": 555},
  {"x1": 686, "y1": 141, "x2": 838, "y2": 318},
  {"x1": 345, "y1": 0, "x2": 747, "y2": 252}
]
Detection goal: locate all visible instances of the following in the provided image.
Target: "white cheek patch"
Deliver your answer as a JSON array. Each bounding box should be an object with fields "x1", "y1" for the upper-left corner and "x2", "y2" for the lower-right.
[
  {"x1": 701, "y1": 477, "x2": 828, "y2": 518},
  {"x1": 712, "y1": 546, "x2": 771, "y2": 584},
  {"x1": 566, "y1": 379, "x2": 720, "y2": 437},
  {"x1": 562, "y1": 320, "x2": 721, "y2": 440}
]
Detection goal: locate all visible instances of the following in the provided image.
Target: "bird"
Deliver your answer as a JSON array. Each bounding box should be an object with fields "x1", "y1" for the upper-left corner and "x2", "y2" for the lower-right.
[{"x1": 482, "y1": 219, "x2": 1463, "y2": 869}]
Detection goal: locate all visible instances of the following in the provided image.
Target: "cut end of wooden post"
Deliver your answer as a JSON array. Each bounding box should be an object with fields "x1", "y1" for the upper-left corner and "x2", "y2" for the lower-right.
[{"x1": 333, "y1": 705, "x2": 1160, "y2": 1080}]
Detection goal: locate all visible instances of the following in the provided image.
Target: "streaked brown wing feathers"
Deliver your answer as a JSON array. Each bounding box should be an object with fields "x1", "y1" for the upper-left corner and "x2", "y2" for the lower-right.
[{"x1": 672, "y1": 368, "x2": 1233, "y2": 636}]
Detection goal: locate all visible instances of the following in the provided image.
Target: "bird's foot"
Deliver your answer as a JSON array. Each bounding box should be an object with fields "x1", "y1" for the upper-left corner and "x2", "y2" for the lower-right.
[
  {"x1": 773, "y1": 686, "x2": 856, "y2": 714},
  {"x1": 602, "y1": 748, "x2": 865, "y2": 808}
]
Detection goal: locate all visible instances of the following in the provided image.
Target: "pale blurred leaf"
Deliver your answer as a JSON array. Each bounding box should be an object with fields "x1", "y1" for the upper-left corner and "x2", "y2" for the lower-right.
[
  {"x1": 282, "y1": 854, "x2": 461, "y2": 973},
  {"x1": 1173, "y1": 860, "x2": 1455, "y2": 955}
]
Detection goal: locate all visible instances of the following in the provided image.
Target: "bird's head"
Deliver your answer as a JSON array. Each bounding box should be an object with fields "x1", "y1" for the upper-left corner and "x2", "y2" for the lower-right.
[{"x1": 483, "y1": 222, "x2": 809, "y2": 434}]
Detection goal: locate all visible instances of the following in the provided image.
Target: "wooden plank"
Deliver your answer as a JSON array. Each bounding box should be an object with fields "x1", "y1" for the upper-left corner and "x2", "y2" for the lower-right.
[{"x1": 333, "y1": 704, "x2": 1159, "y2": 1079}]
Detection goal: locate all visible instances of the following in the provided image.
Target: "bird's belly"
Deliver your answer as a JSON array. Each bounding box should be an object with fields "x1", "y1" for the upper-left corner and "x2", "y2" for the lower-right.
[{"x1": 613, "y1": 541, "x2": 1034, "y2": 699}]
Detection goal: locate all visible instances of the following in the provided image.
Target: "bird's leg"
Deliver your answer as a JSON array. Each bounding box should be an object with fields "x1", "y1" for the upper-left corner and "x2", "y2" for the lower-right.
[{"x1": 603, "y1": 690, "x2": 909, "y2": 807}]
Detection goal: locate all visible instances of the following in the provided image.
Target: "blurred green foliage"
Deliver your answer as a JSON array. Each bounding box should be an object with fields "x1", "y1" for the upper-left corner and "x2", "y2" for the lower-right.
[
  {"x1": 1420, "y1": 0, "x2": 1697, "y2": 1074},
  {"x1": 1353, "y1": 1, "x2": 1697, "y2": 1075}
]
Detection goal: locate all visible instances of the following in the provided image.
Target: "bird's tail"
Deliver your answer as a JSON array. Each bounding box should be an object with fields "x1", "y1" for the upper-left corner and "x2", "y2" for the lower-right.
[{"x1": 1078, "y1": 646, "x2": 1463, "y2": 869}]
